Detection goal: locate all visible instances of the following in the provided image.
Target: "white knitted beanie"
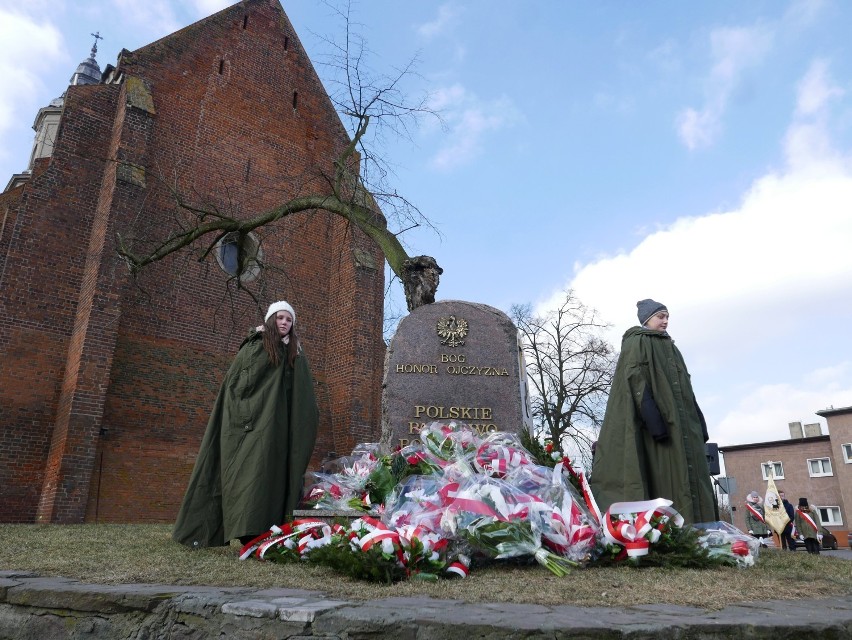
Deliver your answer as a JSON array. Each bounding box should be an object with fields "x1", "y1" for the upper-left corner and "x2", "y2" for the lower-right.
[{"x1": 265, "y1": 300, "x2": 296, "y2": 324}]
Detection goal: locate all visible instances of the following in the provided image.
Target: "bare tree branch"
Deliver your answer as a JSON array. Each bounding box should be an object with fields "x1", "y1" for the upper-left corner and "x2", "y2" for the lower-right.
[
  {"x1": 511, "y1": 291, "x2": 617, "y2": 469},
  {"x1": 115, "y1": 0, "x2": 443, "y2": 312}
]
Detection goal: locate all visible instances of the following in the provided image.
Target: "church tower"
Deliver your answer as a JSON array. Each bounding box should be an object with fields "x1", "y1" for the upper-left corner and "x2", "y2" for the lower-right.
[
  {"x1": 6, "y1": 36, "x2": 103, "y2": 192},
  {"x1": 0, "y1": 1, "x2": 385, "y2": 524}
]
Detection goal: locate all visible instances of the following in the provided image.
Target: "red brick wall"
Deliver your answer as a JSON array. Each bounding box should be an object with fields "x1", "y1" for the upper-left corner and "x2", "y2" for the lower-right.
[
  {"x1": 823, "y1": 409, "x2": 852, "y2": 545},
  {"x1": 0, "y1": 0, "x2": 385, "y2": 523},
  {"x1": 0, "y1": 82, "x2": 121, "y2": 522}
]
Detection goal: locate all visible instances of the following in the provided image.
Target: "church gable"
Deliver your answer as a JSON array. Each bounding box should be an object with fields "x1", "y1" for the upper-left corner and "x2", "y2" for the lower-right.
[{"x1": 0, "y1": 0, "x2": 385, "y2": 525}]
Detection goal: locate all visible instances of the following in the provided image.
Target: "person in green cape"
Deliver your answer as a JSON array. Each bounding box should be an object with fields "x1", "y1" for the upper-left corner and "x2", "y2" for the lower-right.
[
  {"x1": 173, "y1": 300, "x2": 319, "y2": 548},
  {"x1": 590, "y1": 299, "x2": 716, "y2": 524}
]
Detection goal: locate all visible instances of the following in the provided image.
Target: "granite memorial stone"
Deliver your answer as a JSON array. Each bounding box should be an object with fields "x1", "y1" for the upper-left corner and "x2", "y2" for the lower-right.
[{"x1": 381, "y1": 300, "x2": 533, "y2": 451}]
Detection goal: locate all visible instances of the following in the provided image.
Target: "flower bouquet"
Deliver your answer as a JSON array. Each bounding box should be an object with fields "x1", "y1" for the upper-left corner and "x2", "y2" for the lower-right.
[
  {"x1": 361, "y1": 442, "x2": 446, "y2": 506},
  {"x1": 440, "y1": 475, "x2": 577, "y2": 576},
  {"x1": 473, "y1": 432, "x2": 534, "y2": 478},
  {"x1": 300, "y1": 471, "x2": 356, "y2": 510},
  {"x1": 334, "y1": 455, "x2": 378, "y2": 492},
  {"x1": 420, "y1": 421, "x2": 480, "y2": 463},
  {"x1": 381, "y1": 473, "x2": 475, "y2": 579},
  {"x1": 693, "y1": 521, "x2": 760, "y2": 567},
  {"x1": 278, "y1": 423, "x2": 758, "y2": 582},
  {"x1": 504, "y1": 464, "x2": 599, "y2": 563},
  {"x1": 383, "y1": 475, "x2": 455, "y2": 530},
  {"x1": 303, "y1": 444, "x2": 388, "y2": 511}
]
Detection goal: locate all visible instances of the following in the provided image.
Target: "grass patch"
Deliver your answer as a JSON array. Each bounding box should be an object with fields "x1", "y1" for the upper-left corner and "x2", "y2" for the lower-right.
[{"x1": 1, "y1": 524, "x2": 850, "y2": 610}]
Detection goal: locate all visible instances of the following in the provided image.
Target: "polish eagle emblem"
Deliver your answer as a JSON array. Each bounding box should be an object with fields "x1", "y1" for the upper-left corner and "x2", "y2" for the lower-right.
[{"x1": 436, "y1": 315, "x2": 468, "y2": 347}]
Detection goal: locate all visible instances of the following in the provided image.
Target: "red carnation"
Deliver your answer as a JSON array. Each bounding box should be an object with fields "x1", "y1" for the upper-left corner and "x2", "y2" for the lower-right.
[{"x1": 731, "y1": 540, "x2": 750, "y2": 556}]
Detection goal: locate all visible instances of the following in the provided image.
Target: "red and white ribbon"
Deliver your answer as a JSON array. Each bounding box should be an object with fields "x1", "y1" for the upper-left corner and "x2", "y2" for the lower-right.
[
  {"x1": 745, "y1": 503, "x2": 766, "y2": 524},
  {"x1": 446, "y1": 560, "x2": 470, "y2": 578},
  {"x1": 602, "y1": 499, "x2": 684, "y2": 558},
  {"x1": 355, "y1": 516, "x2": 401, "y2": 551},
  {"x1": 796, "y1": 508, "x2": 819, "y2": 535},
  {"x1": 474, "y1": 444, "x2": 531, "y2": 477},
  {"x1": 238, "y1": 524, "x2": 287, "y2": 560},
  {"x1": 578, "y1": 472, "x2": 602, "y2": 524}
]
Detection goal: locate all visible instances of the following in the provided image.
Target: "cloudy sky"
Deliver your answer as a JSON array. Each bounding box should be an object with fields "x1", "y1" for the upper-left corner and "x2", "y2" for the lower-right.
[{"x1": 2, "y1": 0, "x2": 851, "y2": 449}]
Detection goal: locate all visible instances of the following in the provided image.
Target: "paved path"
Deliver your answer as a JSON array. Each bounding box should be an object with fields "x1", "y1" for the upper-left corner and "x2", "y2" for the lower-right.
[{"x1": 2, "y1": 569, "x2": 852, "y2": 639}]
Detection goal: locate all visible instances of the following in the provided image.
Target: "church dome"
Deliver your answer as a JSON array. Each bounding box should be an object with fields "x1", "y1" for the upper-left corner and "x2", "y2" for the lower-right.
[
  {"x1": 69, "y1": 34, "x2": 103, "y2": 86},
  {"x1": 70, "y1": 50, "x2": 101, "y2": 86}
]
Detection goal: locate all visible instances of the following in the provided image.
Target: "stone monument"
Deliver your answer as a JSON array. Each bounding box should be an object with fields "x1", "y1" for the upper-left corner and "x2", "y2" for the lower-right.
[{"x1": 381, "y1": 300, "x2": 534, "y2": 451}]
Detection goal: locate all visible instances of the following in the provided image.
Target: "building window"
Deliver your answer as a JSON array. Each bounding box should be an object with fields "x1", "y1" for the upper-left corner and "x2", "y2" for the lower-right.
[
  {"x1": 842, "y1": 443, "x2": 852, "y2": 464},
  {"x1": 761, "y1": 461, "x2": 784, "y2": 480},
  {"x1": 807, "y1": 457, "x2": 833, "y2": 477},
  {"x1": 818, "y1": 506, "x2": 842, "y2": 526},
  {"x1": 215, "y1": 231, "x2": 263, "y2": 282}
]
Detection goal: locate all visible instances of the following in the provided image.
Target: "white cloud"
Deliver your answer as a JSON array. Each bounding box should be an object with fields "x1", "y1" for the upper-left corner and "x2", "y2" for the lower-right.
[
  {"x1": 783, "y1": 0, "x2": 827, "y2": 28},
  {"x1": 428, "y1": 86, "x2": 521, "y2": 170},
  {"x1": 564, "y1": 162, "x2": 852, "y2": 359},
  {"x1": 709, "y1": 26, "x2": 773, "y2": 86},
  {"x1": 0, "y1": 9, "x2": 65, "y2": 132},
  {"x1": 713, "y1": 369, "x2": 851, "y2": 446},
  {"x1": 190, "y1": 0, "x2": 233, "y2": 15},
  {"x1": 795, "y1": 59, "x2": 843, "y2": 117},
  {"x1": 417, "y1": 4, "x2": 460, "y2": 41},
  {"x1": 676, "y1": 25, "x2": 773, "y2": 149},
  {"x1": 428, "y1": 83, "x2": 467, "y2": 112},
  {"x1": 785, "y1": 59, "x2": 846, "y2": 173},
  {"x1": 108, "y1": 0, "x2": 184, "y2": 41},
  {"x1": 549, "y1": 62, "x2": 852, "y2": 448},
  {"x1": 675, "y1": 107, "x2": 719, "y2": 150},
  {"x1": 647, "y1": 38, "x2": 681, "y2": 74}
]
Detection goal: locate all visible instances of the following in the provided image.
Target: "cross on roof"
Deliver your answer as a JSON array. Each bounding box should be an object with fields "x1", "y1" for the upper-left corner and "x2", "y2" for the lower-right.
[{"x1": 90, "y1": 31, "x2": 103, "y2": 57}]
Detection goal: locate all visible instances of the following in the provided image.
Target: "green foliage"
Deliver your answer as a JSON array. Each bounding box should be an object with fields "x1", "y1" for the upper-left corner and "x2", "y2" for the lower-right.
[
  {"x1": 261, "y1": 543, "x2": 300, "y2": 564},
  {"x1": 592, "y1": 525, "x2": 733, "y2": 569},
  {"x1": 365, "y1": 451, "x2": 440, "y2": 505},
  {"x1": 520, "y1": 427, "x2": 583, "y2": 495},
  {"x1": 520, "y1": 428, "x2": 548, "y2": 464},
  {"x1": 293, "y1": 533, "x2": 445, "y2": 584},
  {"x1": 307, "y1": 538, "x2": 408, "y2": 584}
]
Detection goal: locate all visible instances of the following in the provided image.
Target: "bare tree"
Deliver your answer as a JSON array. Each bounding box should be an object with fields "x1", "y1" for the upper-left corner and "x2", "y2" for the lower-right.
[
  {"x1": 511, "y1": 290, "x2": 616, "y2": 469},
  {"x1": 115, "y1": 1, "x2": 443, "y2": 312}
]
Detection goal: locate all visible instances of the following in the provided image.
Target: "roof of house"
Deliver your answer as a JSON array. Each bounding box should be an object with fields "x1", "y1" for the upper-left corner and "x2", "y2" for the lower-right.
[
  {"x1": 719, "y1": 434, "x2": 830, "y2": 452},
  {"x1": 816, "y1": 405, "x2": 852, "y2": 418}
]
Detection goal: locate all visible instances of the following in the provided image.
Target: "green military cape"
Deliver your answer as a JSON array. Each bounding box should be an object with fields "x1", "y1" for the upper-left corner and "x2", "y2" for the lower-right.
[
  {"x1": 173, "y1": 330, "x2": 319, "y2": 548},
  {"x1": 590, "y1": 326, "x2": 716, "y2": 525}
]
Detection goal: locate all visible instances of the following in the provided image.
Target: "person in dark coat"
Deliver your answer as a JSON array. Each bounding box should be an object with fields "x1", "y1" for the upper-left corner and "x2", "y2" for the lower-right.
[
  {"x1": 794, "y1": 497, "x2": 822, "y2": 555},
  {"x1": 779, "y1": 490, "x2": 796, "y2": 550},
  {"x1": 173, "y1": 301, "x2": 319, "y2": 548},
  {"x1": 590, "y1": 299, "x2": 715, "y2": 524}
]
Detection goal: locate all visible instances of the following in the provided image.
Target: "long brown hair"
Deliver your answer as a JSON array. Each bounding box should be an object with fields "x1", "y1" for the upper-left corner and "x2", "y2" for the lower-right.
[{"x1": 261, "y1": 313, "x2": 299, "y2": 367}]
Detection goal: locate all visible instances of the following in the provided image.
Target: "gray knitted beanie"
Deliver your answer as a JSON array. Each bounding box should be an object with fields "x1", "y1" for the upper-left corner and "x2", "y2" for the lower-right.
[{"x1": 637, "y1": 299, "x2": 667, "y2": 325}]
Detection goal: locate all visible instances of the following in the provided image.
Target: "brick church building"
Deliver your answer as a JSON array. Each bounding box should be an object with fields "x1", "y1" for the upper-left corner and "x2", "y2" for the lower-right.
[{"x1": 0, "y1": 0, "x2": 385, "y2": 524}]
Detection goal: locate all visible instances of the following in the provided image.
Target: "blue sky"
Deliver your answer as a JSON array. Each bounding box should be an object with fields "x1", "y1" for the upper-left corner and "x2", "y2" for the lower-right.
[{"x1": 2, "y1": 0, "x2": 852, "y2": 449}]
